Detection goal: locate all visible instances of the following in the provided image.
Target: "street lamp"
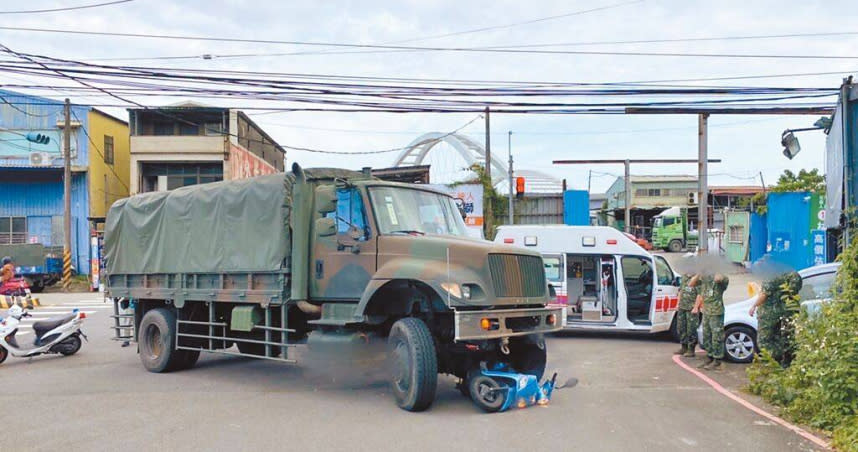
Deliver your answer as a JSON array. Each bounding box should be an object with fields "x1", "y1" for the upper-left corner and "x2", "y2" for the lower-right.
[
  {"x1": 780, "y1": 117, "x2": 831, "y2": 160},
  {"x1": 781, "y1": 130, "x2": 802, "y2": 160}
]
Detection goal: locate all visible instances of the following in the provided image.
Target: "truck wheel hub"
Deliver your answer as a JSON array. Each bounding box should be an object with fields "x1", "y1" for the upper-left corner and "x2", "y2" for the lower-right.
[{"x1": 392, "y1": 341, "x2": 410, "y2": 392}]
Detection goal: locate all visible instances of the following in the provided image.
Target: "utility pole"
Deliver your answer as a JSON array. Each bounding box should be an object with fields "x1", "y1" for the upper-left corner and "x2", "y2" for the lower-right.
[
  {"x1": 698, "y1": 113, "x2": 709, "y2": 253},
  {"x1": 484, "y1": 107, "x2": 492, "y2": 237},
  {"x1": 624, "y1": 159, "x2": 631, "y2": 234},
  {"x1": 62, "y1": 99, "x2": 72, "y2": 291},
  {"x1": 587, "y1": 170, "x2": 592, "y2": 193},
  {"x1": 759, "y1": 172, "x2": 766, "y2": 195},
  {"x1": 508, "y1": 131, "x2": 514, "y2": 225}
]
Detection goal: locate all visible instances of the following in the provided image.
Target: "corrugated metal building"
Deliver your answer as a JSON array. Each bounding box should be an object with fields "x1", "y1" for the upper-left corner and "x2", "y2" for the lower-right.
[{"x1": 0, "y1": 90, "x2": 129, "y2": 275}]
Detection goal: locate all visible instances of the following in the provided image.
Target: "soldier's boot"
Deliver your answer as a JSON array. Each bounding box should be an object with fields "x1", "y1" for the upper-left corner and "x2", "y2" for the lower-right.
[
  {"x1": 697, "y1": 356, "x2": 713, "y2": 369},
  {"x1": 674, "y1": 344, "x2": 687, "y2": 355},
  {"x1": 709, "y1": 359, "x2": 724, "y2": 371},
  {"x1": 683, "y1": 344, "x2": 696, "y2": 358}
]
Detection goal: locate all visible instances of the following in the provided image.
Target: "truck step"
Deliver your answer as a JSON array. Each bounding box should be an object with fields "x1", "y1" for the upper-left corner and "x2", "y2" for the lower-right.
[{"x1": 307, "y1": 318, "x2": 351, "y2": 326}]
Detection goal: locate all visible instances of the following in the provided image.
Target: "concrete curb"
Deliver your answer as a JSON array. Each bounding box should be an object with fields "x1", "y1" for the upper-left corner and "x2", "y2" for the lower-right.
[
  {"x1": 672, "y1": 354, "x2": 830, "y2": 450},
  {"x1": 0, "y1": 295, "x2": 40, "y2": 309}
]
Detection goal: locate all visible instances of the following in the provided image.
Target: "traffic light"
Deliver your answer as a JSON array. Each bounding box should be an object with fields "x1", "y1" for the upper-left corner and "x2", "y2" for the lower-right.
[
  {"x1": 25, "y1": 132, "x2": 50, "y2": 145},
  {"x1": 515, "y1": 177, "x2": 525, "y2": 199}
]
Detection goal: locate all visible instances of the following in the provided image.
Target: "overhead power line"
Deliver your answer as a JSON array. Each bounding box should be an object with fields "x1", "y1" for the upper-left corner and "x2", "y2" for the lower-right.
[
  {"x1": 0, "y1": 0, "x2": 133, "y2": 14},
  {"x1": 284, "y1": 114, "x2": 483, "y2": 155},
  {"x1": 91, "y1": 30, "x2": 858, "y2": 62},
  {"x1": 385, "y1": 0, "x2": 643, "y2": 44},
  {"x1": 1, "y1": 26, "x2": 857, "y2": 60}
]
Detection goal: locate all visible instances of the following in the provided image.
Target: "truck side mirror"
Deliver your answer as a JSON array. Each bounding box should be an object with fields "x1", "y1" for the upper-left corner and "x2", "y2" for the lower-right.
[
  {"x1": 315, "y1": 217, "x2": 336, "y2": 237},
  {"x1": 315, "y1": 186, "x2": 337, "y2": 214},
  {"x1": 673, "y1": 275, "x2": 682, "y2": 287}
]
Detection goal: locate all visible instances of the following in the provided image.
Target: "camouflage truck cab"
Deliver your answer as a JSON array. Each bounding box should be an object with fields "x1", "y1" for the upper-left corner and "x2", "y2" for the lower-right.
[{"x1": 105, "y1": 163, "x2": 561, "y2": 412}]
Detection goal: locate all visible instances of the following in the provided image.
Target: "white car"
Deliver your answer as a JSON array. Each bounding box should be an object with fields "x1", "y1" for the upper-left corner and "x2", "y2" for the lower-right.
[{"x1": 699, "y1": 262, "x2": 840, "y2": 363}]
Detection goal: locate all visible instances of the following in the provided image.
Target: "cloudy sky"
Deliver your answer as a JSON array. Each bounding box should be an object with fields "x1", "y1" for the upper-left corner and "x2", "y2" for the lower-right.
[{"x1": 0, "y1": 0, "x2": 853, "y2": 192}]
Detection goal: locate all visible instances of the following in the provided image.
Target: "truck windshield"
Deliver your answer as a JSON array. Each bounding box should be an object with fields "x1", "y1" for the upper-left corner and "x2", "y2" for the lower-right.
[{"x1": 369, "y1": 187, "x2": 468, "y2": 237}]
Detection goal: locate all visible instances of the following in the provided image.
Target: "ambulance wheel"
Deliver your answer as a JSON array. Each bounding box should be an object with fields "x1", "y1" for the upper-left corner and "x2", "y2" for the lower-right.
[
  {"x1": 508, "y1": 339, "x2": 546, "y2": 380},
  {"x1": 469, "y1": 375, "x2": 507, "y2": 413},
  {"x1": 668, "y1": 240, "x2": 683, "y2": 253},
  {"x1": 388, "y1": 318, "x2": 438, "y2": 412}
]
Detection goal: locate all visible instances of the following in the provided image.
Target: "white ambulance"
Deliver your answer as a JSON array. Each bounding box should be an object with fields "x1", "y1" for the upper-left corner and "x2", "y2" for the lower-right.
[{"x1": 495, "y1": 225, "x2": 681, "y2": 336}]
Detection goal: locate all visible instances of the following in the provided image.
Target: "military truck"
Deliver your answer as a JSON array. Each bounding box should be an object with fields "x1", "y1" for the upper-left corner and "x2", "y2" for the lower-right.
[
  {"x1": 105, "y1": 164, "x2": 561, "y2": 412},
  {"x1": 651, "y1": 206, "x2": 699, "y2": 252}
]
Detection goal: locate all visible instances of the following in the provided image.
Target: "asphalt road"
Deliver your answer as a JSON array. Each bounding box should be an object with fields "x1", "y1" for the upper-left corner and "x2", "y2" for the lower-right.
[{"x1": 0, "y1": 293, "x2": 821, "y2": 452}]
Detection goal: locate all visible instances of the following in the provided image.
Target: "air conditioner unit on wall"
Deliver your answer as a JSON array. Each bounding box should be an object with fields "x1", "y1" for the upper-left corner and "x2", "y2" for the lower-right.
[
  {"x1": 687, "y1": 192, "x2": 699, "y2": 205},
  {"x1": 29, "y1": 152, "x2": 53, "y2": 167}
]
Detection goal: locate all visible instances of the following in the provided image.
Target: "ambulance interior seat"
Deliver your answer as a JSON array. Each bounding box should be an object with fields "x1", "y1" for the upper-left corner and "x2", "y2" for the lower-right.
[{"x1": 622, "y1": 256, "x2": 653, "y2": 324}]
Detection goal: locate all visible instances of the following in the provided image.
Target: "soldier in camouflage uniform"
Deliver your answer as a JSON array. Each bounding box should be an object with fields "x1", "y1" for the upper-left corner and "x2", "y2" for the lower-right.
[
  {"x1": 749, "y1": 271, "x2": 802, "y2": 366},
  {"x1": 673, "y1": 273, "x2": 700, "y2": 357},
  {"x1": 693, "y1": 273, "x2": 729, "y2": 371}
]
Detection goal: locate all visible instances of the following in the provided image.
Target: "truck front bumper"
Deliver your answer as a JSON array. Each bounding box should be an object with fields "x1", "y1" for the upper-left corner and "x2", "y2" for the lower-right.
[{"x1": 454, "y1": 306, "x2": 563, "y2": 341}]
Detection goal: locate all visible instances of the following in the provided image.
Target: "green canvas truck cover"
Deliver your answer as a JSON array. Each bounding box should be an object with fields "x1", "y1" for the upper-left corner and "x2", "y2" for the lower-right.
[
  {"x1": 104, "y1": 168, "x2": 363, "y2": 276},
  {"x1": 104, "y1": 173, "x2": 290, "y2": 275}
]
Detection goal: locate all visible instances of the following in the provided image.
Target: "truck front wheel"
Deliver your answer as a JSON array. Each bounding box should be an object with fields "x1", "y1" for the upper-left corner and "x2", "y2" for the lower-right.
[
  {"x1": 138, "y1": 308, "x2": 192, "y2": 373},
  {"x1": 668, "y1": 239, "x2": 683, "y2": 253},
  {"x1": 388, "y1": 318, "x2": 438, "y2": 412}
]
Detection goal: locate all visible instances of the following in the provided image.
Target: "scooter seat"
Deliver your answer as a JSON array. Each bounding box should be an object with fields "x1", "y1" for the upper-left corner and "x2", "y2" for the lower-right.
[{"x1": 32, "y1": 314, "x2": 76, "y2": 337}]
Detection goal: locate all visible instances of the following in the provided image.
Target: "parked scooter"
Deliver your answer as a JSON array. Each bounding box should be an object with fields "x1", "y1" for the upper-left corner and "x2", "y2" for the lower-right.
[
  {"x1": 0, "y1": 277, "x2": 31, "y2": 297},
  {"x1": 0, "y1": 305, "x2": 87, "y2": 364}
]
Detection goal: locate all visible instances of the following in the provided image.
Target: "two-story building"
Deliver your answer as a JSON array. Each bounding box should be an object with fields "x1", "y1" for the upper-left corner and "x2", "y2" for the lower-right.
[
  {"x1": 605, "y1": 175, "x2": 699, "y2": 236},
  {"x1": 0, "y1": 90, "x2": 130, "y2": 276},
  {"x1": 127, "y1": 103, "x2": 284, "y2": 194}
]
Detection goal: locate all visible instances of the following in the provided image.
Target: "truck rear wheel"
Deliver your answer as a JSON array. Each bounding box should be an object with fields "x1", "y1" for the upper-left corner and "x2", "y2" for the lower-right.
[
  {"x1": 388, "y1": 318, "x2": 438, "y2": 412},
  {"x1": 668, "y1": 239, "x2": 683, "y2": 253},
  {"x1": 138, "y1": 308, "x2": 189, "y2": 373}
]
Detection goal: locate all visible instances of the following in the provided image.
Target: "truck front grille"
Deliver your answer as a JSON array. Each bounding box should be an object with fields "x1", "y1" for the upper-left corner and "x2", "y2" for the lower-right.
[{"x1": 488, "y1": 254, "x2": 546, "y2": 298}]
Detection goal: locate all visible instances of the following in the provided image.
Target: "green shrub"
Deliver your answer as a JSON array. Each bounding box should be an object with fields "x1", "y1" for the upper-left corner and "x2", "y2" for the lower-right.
[
  {"x1": 833, "y1": 415, "x2": 858, "y2": 452},
  {"x1": 747, "y1": 349, "x2": 793, "y2": 406},
  {"x1": 748, "y1": 238, "x2": 858, "y2": 449}
]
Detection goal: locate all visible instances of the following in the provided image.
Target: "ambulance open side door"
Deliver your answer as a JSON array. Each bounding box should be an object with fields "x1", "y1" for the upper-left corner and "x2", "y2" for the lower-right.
[{"x1": 650, "y1": 255, "x2": 680, "y2": 331}]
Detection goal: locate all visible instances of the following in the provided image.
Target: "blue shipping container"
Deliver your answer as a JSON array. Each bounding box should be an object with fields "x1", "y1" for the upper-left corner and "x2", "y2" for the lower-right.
[{"x1": 563, "y1": 190, "x2": 590, "y2": 226}]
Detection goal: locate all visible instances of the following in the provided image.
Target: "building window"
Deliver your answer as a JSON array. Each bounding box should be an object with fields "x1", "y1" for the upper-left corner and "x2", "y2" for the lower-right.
[
  {"x1": 153, "y1": 122, "x2": 174, "y2": 136},
  {"x1": 635, "y1": 188, "x2": 662, "y2": 197},
  {"x1": 203, "y1": 122, "x2": 223, "y2": 136},
  {"x1": 728, "y1": 225, "x2": 745, "y2": 243},
  {"x1": 178, "y1": 122, "x2": 199, "y2": 136},
  {"x1": 103, "y1": 135, "x2": 114, "y2": 164},
  {"x1": 141, "y1": 162, "x2": 223, "y2": 192},
  {"x1": 0, "y1": 217, "x2": 27, "y2": 244}
]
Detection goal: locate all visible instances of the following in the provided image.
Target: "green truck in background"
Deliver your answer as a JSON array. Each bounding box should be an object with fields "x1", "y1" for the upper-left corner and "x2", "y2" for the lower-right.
[
  {"x1": 105, "y1": 164, "x2": 561, "y2": 412},
  {"x1": 651, "y1": 206, "x2": 699, "y2": 252}
]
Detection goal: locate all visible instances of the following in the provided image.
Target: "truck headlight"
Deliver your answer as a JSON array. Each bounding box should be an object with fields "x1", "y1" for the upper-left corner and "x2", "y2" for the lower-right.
[
  {"x1": 440, "y1": 282, "x2": 462, "y2": 298},
  {"x1": 461, "y1": 285, "x2": 471, "y2": 299}
]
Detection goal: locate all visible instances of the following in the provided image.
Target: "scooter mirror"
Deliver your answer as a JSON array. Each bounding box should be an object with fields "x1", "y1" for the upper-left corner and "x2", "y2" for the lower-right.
[{"x1": 555, "y1": 377, "x2": 579, "y2": 390}]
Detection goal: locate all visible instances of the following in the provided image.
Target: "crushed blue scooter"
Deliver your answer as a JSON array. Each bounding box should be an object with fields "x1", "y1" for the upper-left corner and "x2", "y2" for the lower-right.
[{"x1": 467, "y1": 363, "x2": 575, "y2": 413}]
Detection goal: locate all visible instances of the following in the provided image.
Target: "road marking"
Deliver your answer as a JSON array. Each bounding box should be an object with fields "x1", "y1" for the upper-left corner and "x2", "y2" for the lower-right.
[
  {"x1": 25, "y1": 310, "x2": 95, "y2": 316},
  {"x1": 671, "y1": 355, "x2": 830, "y2": 450}
]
